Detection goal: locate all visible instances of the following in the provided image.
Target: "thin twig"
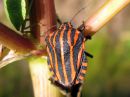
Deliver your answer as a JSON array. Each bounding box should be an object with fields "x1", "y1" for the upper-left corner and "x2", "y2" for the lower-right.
[{"x1": 0, "y1": 23, "x2": 36, "y2": 53}]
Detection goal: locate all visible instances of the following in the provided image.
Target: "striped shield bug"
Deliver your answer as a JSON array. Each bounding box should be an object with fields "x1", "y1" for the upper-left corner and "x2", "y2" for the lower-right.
[{"x1": 45, "y1": 21, "x2": 93, "y2": 92}]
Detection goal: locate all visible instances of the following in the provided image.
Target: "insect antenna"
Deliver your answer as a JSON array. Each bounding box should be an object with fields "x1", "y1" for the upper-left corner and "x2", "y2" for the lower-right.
[
  {"x1": 41, "y1": 24, "x2": 57, "y2": 37},
  {"x1": 41, "y1": 15, "x2": 62, "y2": 37},
  {"x1": 56, "y1": 15, "x2": 62, "y2": 25},
  {"x1": 70, "y1": 6, "x2": 87, "y2": 23},
  {"x1": 70, "y1": 0, "x2": 93, "y2": 23}
]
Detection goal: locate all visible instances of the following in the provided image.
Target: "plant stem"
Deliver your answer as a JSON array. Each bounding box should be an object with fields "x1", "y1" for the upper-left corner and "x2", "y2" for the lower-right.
[
  {"x1": 84, "y1": 0, "x2": 130, "y2": 37},
  {"x1": 0, "y1": 23, "x2": 36, "y2": 53},
  {"x1": 30, "y1": 0, "x2": 56, "y2": 45},
  {"x1": 29, "y1": 0, "x2": 61, "y2": 97},
  {"x1": 29, "y1": 57, "x2": 61, "y2": 97}
]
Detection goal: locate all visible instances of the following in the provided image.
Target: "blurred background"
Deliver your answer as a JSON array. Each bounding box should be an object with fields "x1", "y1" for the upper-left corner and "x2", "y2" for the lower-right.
[{"x1": 0, "y1": 0, "x2": 130, "y2": 97}]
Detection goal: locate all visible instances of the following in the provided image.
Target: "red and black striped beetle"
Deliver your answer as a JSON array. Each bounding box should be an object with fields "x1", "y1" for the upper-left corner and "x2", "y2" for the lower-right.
[{"x1": 45, "y1": 22, "x2": 92, "y2": 92}]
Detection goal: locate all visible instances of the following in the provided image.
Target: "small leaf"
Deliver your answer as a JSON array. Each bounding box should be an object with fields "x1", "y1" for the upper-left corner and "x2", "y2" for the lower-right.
[{"x1": 4, "y1": 0, "x2": 26, "y2": 31}]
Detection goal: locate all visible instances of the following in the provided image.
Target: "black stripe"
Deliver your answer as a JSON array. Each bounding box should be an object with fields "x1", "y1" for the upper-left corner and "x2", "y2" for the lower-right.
[
  {"x1": 73, "y1": 31, "x2": 84, "y2": 71},
  {"x1": 47, "y1": 57, "x2": 53, "y2": 71},
  {"x1": 63, "y1": 28, "x2": 72, "y2": 83},
  {"x1": 45, "y1": 36, "x2": 56, "y2": 72},
  {"x1": 46, "y1": 34, "x2": 56, "y2": 73},
  {"x1": 45, "y1": 36, "x2": 50, "y2": 47},
  {"x1": 51, "y1": 31, "x2": 56, "y2": 45},
  {"x1": 55, "y1": 29, "x2": 65, "y2": 83},
  {"x1": 70, "y1": 28, "x2": 76, "y2": 45},
  {"x1": 49, "y1": 68, "x2": 53, "y2": 71},
  {"x1": 47, "y1": 55, "x2": 50, "y2": 65},
  {"x1": 46, "y1": 46, "x2": 56, "y2": 74},
  {"x1": 81, "y1": 65, "x2": 87, "y2": 70},
  {"x1": 64, "y1": 23, "x2": 69, "y2": 30}
]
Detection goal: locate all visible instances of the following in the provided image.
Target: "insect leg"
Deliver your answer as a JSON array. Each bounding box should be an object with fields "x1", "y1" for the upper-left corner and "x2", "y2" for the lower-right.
[
  {"x1": 84, "y1": 51, "x2": 93, "y2": 58},
  {"x1": 56, "y1": 15, "x2": 62, "y2": 25},
  {"x1": 77, "y1": 21, "x2": 85, "y2": 32},
  {"x1": 78, "y1": 21, "x2": 92, "y2": 40}
]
